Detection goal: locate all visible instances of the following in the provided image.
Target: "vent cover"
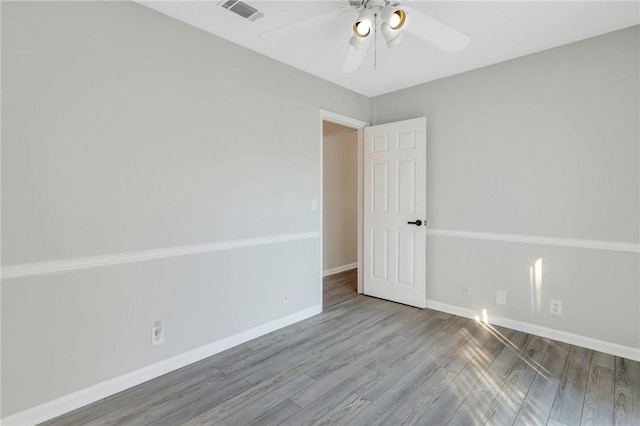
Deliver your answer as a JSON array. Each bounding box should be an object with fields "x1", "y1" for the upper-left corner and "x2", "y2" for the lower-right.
[{"x1": 220, "y1": 0, "x2": 264, "y2": 22}]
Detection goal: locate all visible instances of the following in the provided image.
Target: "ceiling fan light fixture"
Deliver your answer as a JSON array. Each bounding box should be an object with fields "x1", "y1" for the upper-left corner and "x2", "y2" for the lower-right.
[
  {"x1": 382, "y1": 6, "x2": 406, "y2": 30},
  {"x1": 353, "y1": 8, "x2": 374, "y2": 38},
  {"x1": 349, "y1": 34, "x2": 367, "y2": 50},
  {"x1": 353, "y1": 21, "x2": 371, "y2": 37},
  {"x1": 381, "y1": 22, "x2": 402, "y2": 47}
]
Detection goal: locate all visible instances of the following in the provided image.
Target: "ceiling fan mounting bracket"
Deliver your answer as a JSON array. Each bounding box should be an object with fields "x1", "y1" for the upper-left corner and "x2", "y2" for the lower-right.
[{"x1": 362, "y1": 0, "x2": 388, "y2": 12}]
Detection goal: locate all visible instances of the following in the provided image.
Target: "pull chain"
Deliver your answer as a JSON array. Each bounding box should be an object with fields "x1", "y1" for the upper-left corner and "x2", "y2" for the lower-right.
[{"x1": 374, "y1": 12, "x2": 378, "y2": 71}]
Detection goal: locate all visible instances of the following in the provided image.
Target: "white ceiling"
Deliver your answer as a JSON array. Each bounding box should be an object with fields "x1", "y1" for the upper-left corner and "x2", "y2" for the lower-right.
[{"x1": 138, "y1": 1, "x2": 640, "y2": 97}]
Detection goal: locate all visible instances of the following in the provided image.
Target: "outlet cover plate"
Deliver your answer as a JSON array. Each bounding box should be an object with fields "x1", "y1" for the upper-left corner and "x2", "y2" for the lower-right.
[
  {"x1": 152, "y1": 321, "x2": 164, "y2": 346},
  {"x1": 462, "y1": 284, "x2": 471, "y2": 297},
  {"x1": 550, "y1": 300, "x2": 562, "y2": 316},
  {"x1": 496, "y1": 290, "x2": 507, "y2": 305}
]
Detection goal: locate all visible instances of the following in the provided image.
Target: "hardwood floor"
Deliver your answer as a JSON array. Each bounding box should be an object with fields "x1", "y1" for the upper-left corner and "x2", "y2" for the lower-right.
[
  {"x1": 42, "y1": 292, "x2": 640, "y2": 426},
  {"x1": 323, "y1": 269, "x2": 357, "y2": 308}
]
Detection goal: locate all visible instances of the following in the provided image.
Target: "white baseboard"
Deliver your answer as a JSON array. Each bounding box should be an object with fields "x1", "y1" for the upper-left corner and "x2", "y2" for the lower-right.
[
  {"x1": 424, "y1": 299, "x2": 640, "y2": 362},
  {"x1": 323, "y1": 262, "x2": 358, "y2": 277},
  {"x1": 1, "y1": 305, "x2": 322, "y2": 426}
]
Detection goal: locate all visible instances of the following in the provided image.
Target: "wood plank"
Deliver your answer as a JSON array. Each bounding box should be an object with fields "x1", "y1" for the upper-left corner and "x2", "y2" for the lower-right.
[
  {"x1": 324, "y1": 272, "x2": 356, "y2": 283},
  {"x1": 242, "y1": 347, "x2": 326, "y2": 386},
  {"x1": 323, "y1": 276, "x2": 355, "y2": 291},
  {"x1": 347, "y1": 321, "x2": 490, "y2": 426},
  {"x1": 287, "y1": 307, "x2": 393, "y2": 356},
  {"x1": 289, "y1": 334, "x2": 406, "y2": 407},
  {"x1": 323, "y1": 285, "x2": 354, "y2": 300},
  {"x1": 323, "y1": 278, "x2": 355, "y2": 290},
  {"x1": 548, "y1": 419, "x2": 570, "y2": 426},
  {"x1": 245, "y1": 400, "x2": 300, "y2": 426},
  {"x1": 446, "y1": 330, "x2": 532, "y2": 425},
  {"x1": 94, "y1": 357, "x2": 220, "y2": 402},
  {"x1": 415, "y1": 328, "x2": 516, "y2": 424},
  {"x1": 280, "y1": 367, "x2": 380, "y2": 426},
  {"x1": 84, "y1": 370, "x2": 242, "y2": 425},
  {"x1": 366, "y1": 327, "x2": 447, "y2": 375},
  {"x1": 381, "y1": 366, "x2": 454, "y2": 424},
  {"x1": 214, "y1": 374, "x2": 315, "y2": 425},
  {"x1": 316, "y1": 314, "x2": 407, "y2": 357},
  {"x1": 323, "y1": 270, "x2": 358, "y2": 308},
  {"x1": 481, "y1": 335, "x2": 551, "y2": 425},
  {"x1": 245, "y1": 296, "x2": 367, "y2": 352},
  {"x1": 581, "y1": 352, "x2": 614, "y2": 425},
  {"x1": 346, "y1": 358, "x2": 443, "y2": 425},
  {"x1": 358, "y1": 323, "x2": 490, "y2": 408},
  {"x1": 201, "y1": 344, "x2": 255, "y2": 371},
  {"x1": 380, "y1": 322, "x2": 497, "y2": 424},
  {"x1": 214, "y1": 343, "x2": 291, "y2": 375},
  {"x1": 394, "y1": 308, "x2": 442, "y2": 338},
  {"x1": 356, "y1": 332, "x2": 450, "y2": 401},
  {"x1": 44, "y1": 366, "x2": 224, "y2": 426},
  {"x1": 549, "y1": 345, "x2": 593, "y2": 425},
  {"x1": 312, "y1": 393, "x2": 370, "y2": 426},
  {"x1": 307, "y1": 320, "x2": 405, "y2": 379},
  {"x1": 514, "y1": 340, "x2": 571, "y2": 426},
  {"x1": 178, "y1": 352, "x2": 326, "y2": 425},
  {"x1": 145, "y1": 379, "x2": 252, "y2": 426},
  {"x1": 39, "y1": 398, "x2": 107, "y2": 426},
  {"x1": 245, "y1": 317, "x2": 342, "y2": 354},
  {"x1": 614, "y1": 356, "x2": 640, "y2": 425},
  {"x1": 324, "y1": 292, "x2": 358, "y2": 308}
]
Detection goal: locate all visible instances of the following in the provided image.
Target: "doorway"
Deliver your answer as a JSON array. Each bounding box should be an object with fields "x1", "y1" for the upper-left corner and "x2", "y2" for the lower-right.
[
  {"x1": 323, "y1": 120, "x2": 358, "y2": 307},
  {"x1": 320, "y1": 111, "x2": 368, "y2": 309}
]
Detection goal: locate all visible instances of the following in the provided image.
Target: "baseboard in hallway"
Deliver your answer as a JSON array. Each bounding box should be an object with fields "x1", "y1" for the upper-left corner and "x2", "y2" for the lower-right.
[{"x1": 322, "y1": 262, "x2": 357, "y2": 277}]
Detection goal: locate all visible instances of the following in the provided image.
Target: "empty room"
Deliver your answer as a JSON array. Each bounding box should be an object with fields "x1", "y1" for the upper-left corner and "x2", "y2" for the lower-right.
[{"x1": 1, "y1": 1, "x2": 639, "y2": 425}]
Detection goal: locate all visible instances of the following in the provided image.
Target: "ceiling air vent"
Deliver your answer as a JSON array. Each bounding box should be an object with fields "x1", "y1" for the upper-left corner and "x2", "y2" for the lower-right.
[{"x1": 220, "y1": 0, "x2": 264, "y2": 22}]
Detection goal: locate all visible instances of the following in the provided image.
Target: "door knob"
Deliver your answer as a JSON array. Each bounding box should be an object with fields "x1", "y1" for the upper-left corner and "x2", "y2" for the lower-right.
[{"x1": 407, "y1": 220, "x2": 423, "y2": 227}]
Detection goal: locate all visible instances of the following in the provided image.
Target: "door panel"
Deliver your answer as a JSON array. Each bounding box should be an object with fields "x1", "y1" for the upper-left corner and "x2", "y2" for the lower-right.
[
  {"x1": 397, "y1": 159, "x2": 416, "y2": 214},
  {"x1": 371, "y1": 229, "x2": 388, "y2": 280},
  {"x1": 363, "y1": 117, "x2": 426, "y2": 308},
  {"x1": 372, "y1": 162, "x2": 389, "y2": 212}
]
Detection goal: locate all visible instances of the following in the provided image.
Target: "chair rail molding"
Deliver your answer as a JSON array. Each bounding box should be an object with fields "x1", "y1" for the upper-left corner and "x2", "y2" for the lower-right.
[
  {"x1": 2, "y1": 231, "x2": 320, "y2": 280},
  {"x1": 425, "y1": 228, "x2": 639, "y2": 253}
]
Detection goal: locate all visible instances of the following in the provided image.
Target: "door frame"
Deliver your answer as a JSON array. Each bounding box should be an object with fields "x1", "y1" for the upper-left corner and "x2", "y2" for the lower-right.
[{"x1": 319, "y1": 110, "x2": 369, "y2": 304}]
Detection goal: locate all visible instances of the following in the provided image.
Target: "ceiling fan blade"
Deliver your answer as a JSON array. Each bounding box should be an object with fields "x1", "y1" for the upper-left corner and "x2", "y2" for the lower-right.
[
  {"x1": 341, "y1": 40, "x2": 370, "y2": 72},
  {"x1": 403, "y1": 6, "x2": 470, "y2": 52},
  {"x1": 261, "y1": 6, "x2": 352, "y2": 41}
]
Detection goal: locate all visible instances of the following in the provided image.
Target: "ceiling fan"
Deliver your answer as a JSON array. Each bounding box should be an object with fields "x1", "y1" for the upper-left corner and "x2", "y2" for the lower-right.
[{"x1": 260, "y1": 0, "x2": 471, "y2": 72}]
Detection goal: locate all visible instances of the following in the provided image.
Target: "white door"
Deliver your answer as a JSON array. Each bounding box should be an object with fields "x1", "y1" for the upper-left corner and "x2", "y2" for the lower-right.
[{"x1": 363, "y1": 117, "x2": 427, "y2": 308}]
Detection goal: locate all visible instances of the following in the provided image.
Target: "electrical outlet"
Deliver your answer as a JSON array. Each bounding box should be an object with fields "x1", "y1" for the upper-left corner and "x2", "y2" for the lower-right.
[
  {"x1": 283, "y1": 293, "x2": 289, "y2": 306},
  {"x1": 462, "y1": 284, "x2": 471, "y2": 297},
  {"x1": 151, "y1": 321, "x2": 164, "y2": 346},
  {"x1": 550, "y1": 300, "x2": 562, "y2": 316},
  {"x1": 496, "y1": 290, "x2": 507, "y2": 305}
]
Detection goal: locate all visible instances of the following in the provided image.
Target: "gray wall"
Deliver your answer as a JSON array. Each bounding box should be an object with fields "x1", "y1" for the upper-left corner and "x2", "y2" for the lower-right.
[
  {"x1": 323, "y1": 131, "x2": 358, "y2": 271},
  {"x1": 375, "y1": 26, "x2": 640, "y2": 350},
  {"x1": 1, "y1": 1, "x2": 368, "y2": 416}
]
